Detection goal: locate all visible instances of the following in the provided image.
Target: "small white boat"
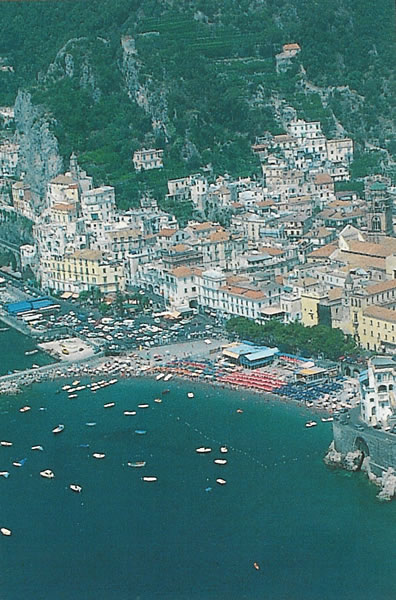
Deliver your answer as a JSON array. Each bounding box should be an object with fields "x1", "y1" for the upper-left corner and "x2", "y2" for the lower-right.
[
  {"x1": 216, "y1": 478, "x2": 227, "y2": 485},
  {"x1": 163, "y1": 374, "x2": 173, "y2": 382},
  {"x1": 0, "y1": 441, "x2": 13, "y2": 447},
  {"x1": 214, "y1": 459, "x2": 227, "y2": 465},
  {"x1": 196, "y1": 447, "x2": 212, "y2": 454},
  {"x1": 103, "y1": 402, "x2": 115, "y2": 408},
  {"x1": 31, "y1": 445, "x2": 44, "y2": 451},
  {"x1": 13, "y1": 461, "x2": 23, "y2": 467},
  {"x1": 128, "y1": 461, "x2": 146, "y2": 468},
  {"x1": 52, "y1": 424, "x2": 65, "y2": 434},
  {"x1": 85, "y1": 422, "x2": 96, "y2": 427},
  {"x1": 156, "y1": 373, "x2": 165, "y2": 381},
  {"x1": 138, "y1": 404, "x2": 149, "y2": 409},
  {"x1": 68, "y1": 394, "x2": 78, "y2": 399},
  {"x1": 154, "y1": 398, "x2": 162, "y2": 403},
  {"x1": 72, "y1": 380, "x2": 80, "y2": 386},
  {"x1": 109, "y1": 379, "x2": 118, "y2": 385},
  {"x1": 69, "y1": 484, "x2": 82, "y2": 493},
  {"x1": 187, "y1": 392, "x2": 194, "y2": 398},
  {"x1": 142, "y1": 476, "x2": 157, "y2": 482},
  {"x1": 40, "y1": 469, "x2": 55, "y2": 479},
  {"x1": 305, "y1": 420, "x2": 317, "y2": 428},
  {"x1": 124, "y1": 410, "x2": 137, "y2": 416},
  {"x1": 321, "y1": 417, "x2": 334, "y2": 423},
  {"x1": 92, "y1": 453, "x2": 105, "y2": 459},
  {"x1": 62, "y1": 385, "x2": 71, "y2": 391},
  {"x1": 0, "y1": 471, "x2": 10, "y2": 478},
  {"x1": 1, "y1": 527, "x2": 12, "y2": 536},
  {"x1": 19, "y1": 406, "x2": 31, "y2": 413},
  {"x1": 220, "y1": 446, "x2": 228, "y2": 453},
  {"x1": 25, "y1": 349, "x2": 38, "y2": 356}
]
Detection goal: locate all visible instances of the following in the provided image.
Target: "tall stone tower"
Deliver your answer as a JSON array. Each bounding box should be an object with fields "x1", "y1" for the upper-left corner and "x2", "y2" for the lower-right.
[{"x1": 366, "y1": 181, "x2": 393, "y2": 238}]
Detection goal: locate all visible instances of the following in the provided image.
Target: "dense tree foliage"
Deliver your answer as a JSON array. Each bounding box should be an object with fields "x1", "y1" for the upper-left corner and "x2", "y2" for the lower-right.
[
  {"x1": 225, "y1": 317, "x2": 360, "y2": 361},
  {"x1": 0, "y1": 0, "x2": 394, "y2": 206}
]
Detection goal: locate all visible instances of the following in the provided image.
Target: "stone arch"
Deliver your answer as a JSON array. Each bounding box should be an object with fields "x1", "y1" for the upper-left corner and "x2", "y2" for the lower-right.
[
  {"x1": 378, "y1": 384, "x2": 387, "y2": 393},
  {"x1": 354, "y1": 436, "x2": 370, "y2": 470},
  {"x1": 344, "y1": 366, "x2": 351, "y2": 377}
]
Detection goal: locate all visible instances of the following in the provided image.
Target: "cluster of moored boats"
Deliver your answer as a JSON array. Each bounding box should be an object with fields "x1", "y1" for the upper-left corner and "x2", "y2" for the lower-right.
[{"x1": 196, "y1": 445, "x2": 229, "y2": 486}]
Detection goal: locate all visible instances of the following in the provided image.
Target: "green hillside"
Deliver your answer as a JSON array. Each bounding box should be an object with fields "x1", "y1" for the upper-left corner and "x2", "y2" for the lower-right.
[{"x1": 0, "y1": 0, "x2": 395, "y2": 212}]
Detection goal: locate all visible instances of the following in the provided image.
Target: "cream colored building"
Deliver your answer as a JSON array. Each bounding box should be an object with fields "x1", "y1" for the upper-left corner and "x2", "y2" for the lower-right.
[{"x1": 41, "y1": 249, "x2": 125, "y2": 295}]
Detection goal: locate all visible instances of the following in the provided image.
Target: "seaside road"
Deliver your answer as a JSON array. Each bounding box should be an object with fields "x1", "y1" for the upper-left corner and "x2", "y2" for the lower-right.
[{"x1": 137, "y1": 338, "x2": 228, "y2": 362}]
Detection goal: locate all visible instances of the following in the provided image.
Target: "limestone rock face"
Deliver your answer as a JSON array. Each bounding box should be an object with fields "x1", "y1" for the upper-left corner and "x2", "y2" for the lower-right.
[
  {"x1": 324, "y1": 441, "x2": 343, "y2": 467},
  {"x1": 377, "y1": 468, "x2": 396, "y2": 502},
  {"x1": 343, "y1": 449, "x2": 363, "y2": 472},
  {"x1": 14, "y1": 90, "x2": 63, "y2": 213}
]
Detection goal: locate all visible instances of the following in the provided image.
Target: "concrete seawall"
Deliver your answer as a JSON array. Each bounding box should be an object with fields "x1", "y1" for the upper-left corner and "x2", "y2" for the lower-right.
[{"x1": 332, "y1": 417, "x2": 396, "y2": 476}]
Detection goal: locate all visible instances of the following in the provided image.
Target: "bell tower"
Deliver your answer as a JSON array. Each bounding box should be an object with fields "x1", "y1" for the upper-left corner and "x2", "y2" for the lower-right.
[{"x1": 366, "y1": 181, "x2": 393, "y2": 239}]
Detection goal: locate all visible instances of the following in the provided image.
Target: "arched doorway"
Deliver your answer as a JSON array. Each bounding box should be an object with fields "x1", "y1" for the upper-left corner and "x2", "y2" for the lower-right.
[{"x1": 354, "y1": 436, "x2": 370, "y2": 471}]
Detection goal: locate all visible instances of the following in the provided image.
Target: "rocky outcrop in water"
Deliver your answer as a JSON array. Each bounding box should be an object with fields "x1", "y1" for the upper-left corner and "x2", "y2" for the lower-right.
[{"x1": 14, "y1": 90, "x2": 63, "y2": 212}]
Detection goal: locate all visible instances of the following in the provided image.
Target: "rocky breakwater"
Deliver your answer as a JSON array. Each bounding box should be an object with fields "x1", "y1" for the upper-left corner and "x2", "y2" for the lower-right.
[{"x1": 324, "y1": 441, "x2": 396, "y2": 501}]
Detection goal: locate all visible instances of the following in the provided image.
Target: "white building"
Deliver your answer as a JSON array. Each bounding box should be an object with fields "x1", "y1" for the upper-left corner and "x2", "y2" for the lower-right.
[
  {"x1": 133, "y1": 148, "x2": 164, "y2": 172},
  {"x1": 360, "y1": 356, "x2": 396, "y2": 427}
]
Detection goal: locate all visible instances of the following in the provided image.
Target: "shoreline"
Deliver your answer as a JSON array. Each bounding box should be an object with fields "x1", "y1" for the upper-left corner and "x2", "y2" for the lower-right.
[{"x1": 0, "y1": 350, "x2": 341, "y2": 418}]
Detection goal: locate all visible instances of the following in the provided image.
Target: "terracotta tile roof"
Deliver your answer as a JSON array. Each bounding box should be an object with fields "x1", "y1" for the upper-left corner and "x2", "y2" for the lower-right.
[
  {"x1": 50, "y1": 174, "x2": 74, "y2": 185},
  {"x1": 171, "y1": 244, "x2": 190, "y2": 252},
  {"x1": 363, "y1": 305, "x2": 396, "y2": 323},
  {"x1": 71, "y1": 249, "x2": 102, "y2": 261},
  {"x1": 190, "y1": 221, "x2": 214, "y2": 231},
  {"x1": 52, "y1": 203, "x2": 76, "y2": 212},
  {"x1": 209, "y1": 230, "x2": 229, "y2": 242},
  {"x1": 314, "y1": 173, "x2": 333, "y2": 185},
  {"x1": 328, "y1": 288, "x2": 343, "y2": 301},
  {"x1": 307, "y1": 243, "x2": 338, "y2": 259},
  {"x1": 170, "y1": 266, "x2": 193, "y2": 278},
  {"x1": 283, "y1": 43, "x2": 301, "y2": 51},
  {"x1": 346, "y1": 240, "x2": 396, "y2": 258},
  {"x1": 158, "y1": 228, "x2": 178, "y2": 237},
  {"x1": 258, "y1": 246, "x2": 284, "y2": 256},
  {"x1": 365, "y1": 280, "x2": 396, "y2": 295}
]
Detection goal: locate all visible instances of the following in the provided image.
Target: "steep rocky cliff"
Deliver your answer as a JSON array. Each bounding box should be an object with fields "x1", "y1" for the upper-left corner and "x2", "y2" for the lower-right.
[{"x1": 14, "y1": 90, "x2": 63, "y2": 212}]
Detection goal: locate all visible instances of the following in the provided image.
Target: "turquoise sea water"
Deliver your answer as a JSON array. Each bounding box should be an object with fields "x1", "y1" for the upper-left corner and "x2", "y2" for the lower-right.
[
  {"x1": 1, "y1": 375, "x2": 396, "y2": 600},
  {"x1": 0, "y1": 320, "x2": 55, "y2": 375}
]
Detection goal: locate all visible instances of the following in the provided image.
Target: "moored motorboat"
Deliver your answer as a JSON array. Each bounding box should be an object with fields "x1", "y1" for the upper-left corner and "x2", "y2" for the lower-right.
[
  {"x1": 124, "y1": 410, "x2": 137, "y2": 416},
  {"x1": 154, "y1": 398, "x2": 162, "y2": 403},
  {"x1": 187, "y1": 392, "x2": 194, "y2": 398},
  {"x1": 62, "y1": 385, "x2": 71, "y2": 391},
  {"x1": 138, "y1": 403, "x2": 149, "y2": 408},
  {"x1": 321, "y1": 417, "x2": 334, "y2": 423},
  {"x1": 220, "y1": 446, "x2": 228, "y2": 453},
  {"x1": 128, "y1": 461, "x2": 146, "y2": 468},
  {"x1": 216, "y1": 478, "x2": 227, "y2": 485},
  {"x1": 92, "y1": 453, "x2": 105, "y2": 459},
  {"x1": 52, "y1": 424, "x2": 65, "y2": 434},
  {"x1": 103, "y1": 402, "x2": 115, "y2": 408},
  {"x1": 40, "y1": 469, "x2": 55, "y2": 479},
  {"x1": 236, "y1": 409, "x2": 243, "y2": 414},
  {"x1": 19, "y1": 406, "x2": 31, "y2": 413},
  {"x1": 163, "y1": 374, "x2": 173, "y2": 382},
  {"x1": 1, "y1": 527, "x2": 12, "y2": 536},
  {"x1": 214, "y1": 459, "x2": 227, "y2": 465},
  {"x1": 85, "y1": 422, "x2": 96, "y2": 427},
  {"x1": 156, "y1": 373, "x2": 165, "y2": 381},
  {"x1": 69, "y1": 484, "x2": 82, "y2": 493},
  {"x1": 253, "y1": 562, "x2": 260, "y2": 571},
  {"x1": 305, "y1": 420, "x2": 317, "y2": 428},
  {"x1": 0, "y1": 441, "x2": 13, "y2": 447},
  {"x1": 68, "y1": 394, "x2": 78, "y2": 399},
  {"x1": 142, "y1": 476, "x2": 157, "y2": 482},
  {"x1": 0, "y1": 471, "x2": 10, "y2": 478},
  {"x1": 72, "y1": 380, "x2": 80, "y2": 386},
  {"x1": 135, "y1": 430, "x2": 147, "y2": 435},
  {"x1": 196, "y1": 447, "x2": 212, "y2": 454}
]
